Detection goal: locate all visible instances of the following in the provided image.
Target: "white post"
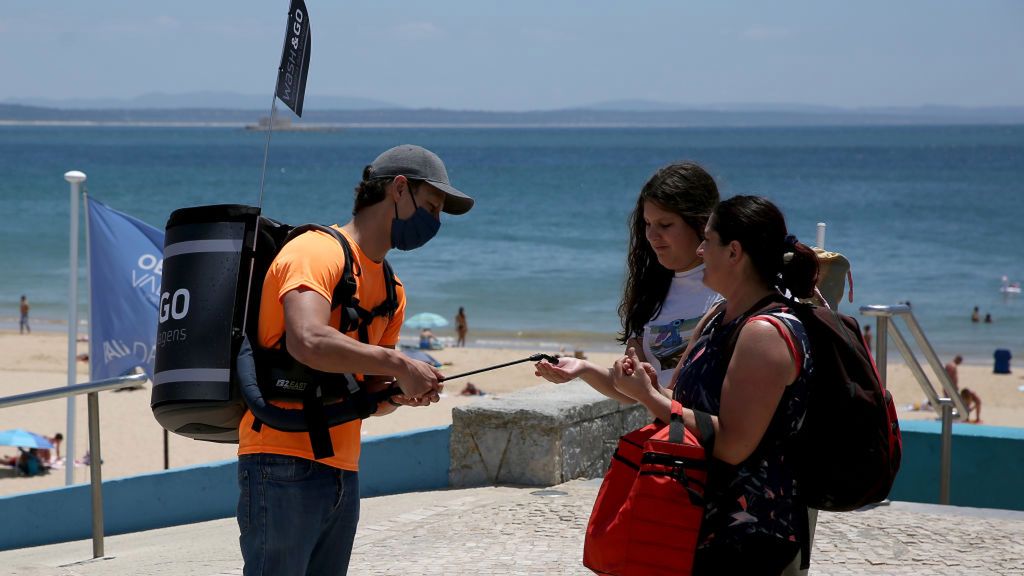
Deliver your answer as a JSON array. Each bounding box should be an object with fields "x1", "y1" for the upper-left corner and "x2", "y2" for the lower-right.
[
  {"x1": 815, "y1": 222, "x2": 826, "y2": 251},
  {"x1": 64, "y1": 170, "x2": 86, "y2": 486}
]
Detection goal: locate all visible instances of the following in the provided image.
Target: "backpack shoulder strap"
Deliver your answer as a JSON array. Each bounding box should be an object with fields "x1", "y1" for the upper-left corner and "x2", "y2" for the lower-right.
[
  {"x1": 718, "y1": 292, "x2": 793, "y2": 361},
  {"x1": 281, "y1": 224, "x2": 359, "y2": 311},
  {"x1": 321, "y1": 227, "x2": 359, "y2": 313},
  {"x1": 371, "y1": 258, "x2": 400, "y2": 319},
  {"x1": 745, "y1": 309, "x2": 804, "y2": 373}
]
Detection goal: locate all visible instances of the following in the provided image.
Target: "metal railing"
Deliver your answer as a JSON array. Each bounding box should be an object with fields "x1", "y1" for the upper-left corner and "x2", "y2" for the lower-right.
[
  {"x1": 860, "y1": 304, "x2": 958, "y2": 504},
  {"x1": 0, "y1": 373, "x2": 148, "y2": 558},
  {"x1": 860, "y1": 304, "x2": 968, "y2": 417}
]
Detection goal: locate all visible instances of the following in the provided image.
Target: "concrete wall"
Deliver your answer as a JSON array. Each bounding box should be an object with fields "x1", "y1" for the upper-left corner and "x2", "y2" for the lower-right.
[
  {"x1": 889, "y1": 421, "x2": 1024, "y2": 511},
  {"x1": 0, "y1": 426, "x2": 450, "y2": 552},
  {"x1": 449, "y1": 382, "x2": 649, "y2": 487}
]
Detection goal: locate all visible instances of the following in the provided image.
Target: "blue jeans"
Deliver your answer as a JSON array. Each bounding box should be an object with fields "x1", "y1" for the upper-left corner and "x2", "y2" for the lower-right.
[{"x1": 238, "y1": 454, "x2": 360, "y2": 576}]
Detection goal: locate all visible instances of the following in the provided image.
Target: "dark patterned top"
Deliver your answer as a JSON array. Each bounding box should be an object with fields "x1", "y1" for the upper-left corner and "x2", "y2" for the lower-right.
[{"x1": 673, "y1": 303, "x2": 812, "y2": 554}]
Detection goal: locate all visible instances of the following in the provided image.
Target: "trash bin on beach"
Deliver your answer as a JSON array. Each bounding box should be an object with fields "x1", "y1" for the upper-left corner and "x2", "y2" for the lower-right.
[{"x1": 994, "y1": 348, "x2": 1012, "y2": 374}]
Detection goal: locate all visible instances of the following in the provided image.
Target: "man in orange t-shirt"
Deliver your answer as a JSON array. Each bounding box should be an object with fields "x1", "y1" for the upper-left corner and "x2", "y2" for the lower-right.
[{"x1": 237, "y1": 145, "x2": 474, "y2": 576}]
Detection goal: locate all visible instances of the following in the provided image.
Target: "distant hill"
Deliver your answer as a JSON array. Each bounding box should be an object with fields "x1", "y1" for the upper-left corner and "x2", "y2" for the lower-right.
[
  {"x1": 580, "y1": 100, "x2": 846, "y2": 113},
  {"x1": 2, "y1": 91, "x2": 399, "y2": 111},
  {"x1": 580, "y1": 99, "x2": 1024, "y2": 120},
  {"x1": 2, "y1": 101, "x2": 1023, "y2": 127}
]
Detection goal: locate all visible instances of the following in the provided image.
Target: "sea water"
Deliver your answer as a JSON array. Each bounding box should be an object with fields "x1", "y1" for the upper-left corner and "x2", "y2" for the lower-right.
[{"x1": 1, "y1": 125, "x2": 1022, "y2": 362}]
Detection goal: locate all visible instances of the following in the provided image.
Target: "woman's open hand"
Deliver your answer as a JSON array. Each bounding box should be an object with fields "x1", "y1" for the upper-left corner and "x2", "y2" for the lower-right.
[{"x1": 534, "y1": 357, "x2": 585, "y2": 384}]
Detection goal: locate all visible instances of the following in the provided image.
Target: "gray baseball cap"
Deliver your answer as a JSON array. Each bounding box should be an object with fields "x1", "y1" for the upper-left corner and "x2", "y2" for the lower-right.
[{"x1": 369, "y1": 144, "x2": 474, "y2": 215}]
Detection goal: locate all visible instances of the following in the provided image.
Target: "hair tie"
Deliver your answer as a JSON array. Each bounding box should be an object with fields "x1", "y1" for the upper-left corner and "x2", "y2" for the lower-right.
[{"x1": 781, "y1": 234, "x2": 798, "y2": 264}]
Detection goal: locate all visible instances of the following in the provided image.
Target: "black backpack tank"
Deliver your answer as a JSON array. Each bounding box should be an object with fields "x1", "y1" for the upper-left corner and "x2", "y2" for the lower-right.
[
  {"x1": 152, "y1": 204, "x2": 260, "y2": 443},
  {"x1": 151, "y1": 204, "x2": 399, "y2": 453}
]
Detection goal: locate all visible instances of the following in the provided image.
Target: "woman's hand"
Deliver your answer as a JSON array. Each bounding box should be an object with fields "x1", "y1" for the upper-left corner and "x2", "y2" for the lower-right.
[
  {"x1": 534, "y1": 357, "x2": 587, "y2": 384},
  {"x1": 612, "y1": 347, "x2": 660, "y2": 401}
]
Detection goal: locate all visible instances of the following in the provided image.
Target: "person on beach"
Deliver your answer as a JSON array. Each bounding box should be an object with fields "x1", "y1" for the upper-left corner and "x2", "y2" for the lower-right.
[
  {"x1": 612, "y1": 195, "x2": 819, "y2": 575},
  {"x1": 945, "y1": 355, "x2": 982, "y2": 423},
  {"x1": 19, "y1": 295, "x2": 30, "y2": 334},
  {"x1": 944, "y1": 355, "x2": 962, "y2": 389},
  {"x1": 36, "y1": 432, "x2": 63, "y2": 465},
  {"x1": 455, "y1": 306, "x2": 468, "y2": 347},
  {"x1": 16, "y1": 448, "x2": 45, "y2": 476},
  {"x1": 419, "y1": 328, "x2": 439, "y2": 349},
  {"x1": 961, "y1": 388, "x2": 983, "y2": 423},
  {"x1": 534, "y1": 162, "x2": 720, "y2": 398},
  {"x1": 236, "y1": 145, "x2": 474, "y2": 576},
  {"x1": 971, "y1": 306, "x2": 980, "y2": 323}
]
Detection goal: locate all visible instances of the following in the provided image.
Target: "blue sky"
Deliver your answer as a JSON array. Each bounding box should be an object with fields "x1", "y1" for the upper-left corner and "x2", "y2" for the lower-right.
[{"x1": 1, "y1": 1, "x2": 1022, "y2": 110}]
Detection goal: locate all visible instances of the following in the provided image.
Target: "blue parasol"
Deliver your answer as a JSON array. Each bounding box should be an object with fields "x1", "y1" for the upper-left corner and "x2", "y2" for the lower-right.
[
  {"x1": 404, "y1": 312, "x2": 449, "y2": 330},
  {"x1": 0, "y1": 429, "x2": 54, "y2": 449}
]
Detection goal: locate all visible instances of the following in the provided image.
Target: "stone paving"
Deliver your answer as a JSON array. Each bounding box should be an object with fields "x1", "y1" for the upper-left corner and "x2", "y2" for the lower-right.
[
  {"x1": 344, "y1": 479, "x2": 1024, "y2": 576},
  {"x1": 4, "y1": 479, "x2": 1024, "y2": 575}
]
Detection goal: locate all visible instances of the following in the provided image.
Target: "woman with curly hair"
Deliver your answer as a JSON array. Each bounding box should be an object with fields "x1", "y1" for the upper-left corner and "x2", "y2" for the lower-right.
[{"x1": 535, "y1": 162, "x2": 720, "y2": 397}]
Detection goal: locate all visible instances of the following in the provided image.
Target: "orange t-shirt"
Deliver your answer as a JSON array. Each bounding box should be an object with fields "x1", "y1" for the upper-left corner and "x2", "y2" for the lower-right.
[{"x1": 237, "y1": 226, "x2": 405, "y2": 470}]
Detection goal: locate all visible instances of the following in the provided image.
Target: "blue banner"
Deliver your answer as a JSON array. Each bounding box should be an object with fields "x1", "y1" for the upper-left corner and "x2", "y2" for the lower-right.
[{"x1": 87, "y1": 197, "x2": 164, "y2": 381}]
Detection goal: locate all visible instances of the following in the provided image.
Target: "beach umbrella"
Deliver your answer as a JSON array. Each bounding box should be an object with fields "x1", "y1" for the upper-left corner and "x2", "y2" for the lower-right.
[
  {"x1": 404, "y1": 312, "x2": 449, "y2": 330},
  {"x1": 0, "y1": 429, "x2": 54, "y2": 450}
]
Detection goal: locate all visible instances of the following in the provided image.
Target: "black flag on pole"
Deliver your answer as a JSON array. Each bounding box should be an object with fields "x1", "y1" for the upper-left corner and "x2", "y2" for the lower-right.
[{"x1": 276, "y1": 0, "x2": 311, "y2": 117}]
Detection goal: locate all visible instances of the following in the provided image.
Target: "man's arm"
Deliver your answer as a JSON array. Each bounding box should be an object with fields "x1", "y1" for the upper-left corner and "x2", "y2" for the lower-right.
[{"x1": 282, "y1": 288, "x2": 441, "y2": 399}]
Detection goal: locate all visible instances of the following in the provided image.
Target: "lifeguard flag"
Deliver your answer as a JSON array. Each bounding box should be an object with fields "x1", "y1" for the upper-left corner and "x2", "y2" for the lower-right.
[
  {"x1": 86, "y1": 197, "x2": 164, "y2": 381},
  {"x1": 276, "y1": 0, "x2": 311, "y2": 117}
]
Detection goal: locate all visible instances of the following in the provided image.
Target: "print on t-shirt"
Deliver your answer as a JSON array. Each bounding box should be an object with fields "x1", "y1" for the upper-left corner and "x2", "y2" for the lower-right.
[{"x1": 647, "y1": 317, "x2": 701, "y2": 371}]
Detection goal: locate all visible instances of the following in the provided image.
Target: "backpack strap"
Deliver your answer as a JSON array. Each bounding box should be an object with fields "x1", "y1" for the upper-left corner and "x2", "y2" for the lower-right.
[
  {"x1": 745, "y1": 312, "x2": 803, "y2": 374},
  {"x1": 312, "y1": 226, "x2": 399, "y2": 340},
  {"x1": 250, "y1": 224, "x2": 400, "y2": 459},
  {"x1": 719, "y1": 292, "x2": 791, "y2": 358},
  {"x1": 239, "y1": 335, "x2": 399, "y2": 458}
]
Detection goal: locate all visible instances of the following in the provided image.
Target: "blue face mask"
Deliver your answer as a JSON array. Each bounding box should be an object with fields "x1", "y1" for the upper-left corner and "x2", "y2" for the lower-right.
[{"x1": 391, "y1": 186, "x2": 440, "y2": 251}]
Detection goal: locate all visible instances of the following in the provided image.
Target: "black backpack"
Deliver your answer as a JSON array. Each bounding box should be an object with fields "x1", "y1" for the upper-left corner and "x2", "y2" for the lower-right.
[
  {"x1": 153, "y1": 204, "x2": 401, "y2": 458},
  {"x1": 718, "y1": 294, "x2": 902, "y2": 512}
]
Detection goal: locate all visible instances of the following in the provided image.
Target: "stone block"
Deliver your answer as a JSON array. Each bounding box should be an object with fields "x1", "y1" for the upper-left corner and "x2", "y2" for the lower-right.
[{"x1": 450, "y1": 381, "x2": 650, "y2": 487}]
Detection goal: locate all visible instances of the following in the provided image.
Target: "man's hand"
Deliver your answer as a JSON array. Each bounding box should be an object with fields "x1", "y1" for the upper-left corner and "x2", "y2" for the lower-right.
[
  {"x1": 389, "y1": 392, "x2": 440, "y2": 408},
  {"x1": 394, "y1": 358, "x2": 444, "y2": 405}
]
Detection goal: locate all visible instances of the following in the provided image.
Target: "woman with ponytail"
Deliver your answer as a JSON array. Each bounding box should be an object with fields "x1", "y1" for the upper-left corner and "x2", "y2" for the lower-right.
[{"x1": 612, "y1": 195, "x2": 820, "y2": 575}]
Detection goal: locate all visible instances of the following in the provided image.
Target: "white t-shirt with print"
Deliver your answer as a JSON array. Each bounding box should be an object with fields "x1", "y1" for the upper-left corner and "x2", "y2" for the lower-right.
[{"x1": 641, "y1": 265, "x2": 720, "y2": 388}]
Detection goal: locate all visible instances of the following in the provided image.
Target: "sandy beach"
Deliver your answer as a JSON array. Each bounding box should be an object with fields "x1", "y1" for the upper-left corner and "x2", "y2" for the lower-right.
[{"x1": 2, "y1": 329, "x2": 1022, "y2": 497}]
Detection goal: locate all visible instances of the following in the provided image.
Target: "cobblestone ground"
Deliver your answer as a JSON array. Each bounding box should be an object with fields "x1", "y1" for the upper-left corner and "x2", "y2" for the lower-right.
[
  {"x1": 348, "y1": 480, "x2": 1024, "y2": 576},
  {"x1": 5, "y1": 480, "x2": 1023, "y2": 575},
  {"x1": 813, "y1": 506, "x2": 1024, "y2": 575}
]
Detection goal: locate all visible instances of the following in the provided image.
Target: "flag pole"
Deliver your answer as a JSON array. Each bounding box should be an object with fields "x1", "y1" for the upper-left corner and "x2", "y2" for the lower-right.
[
  {"x1": 255, "y1": 0, "x2": 296, "y2": 211},
  {"x1": 256, "y1": 97, "x2": 278, "y2": 211},
  {"x1": 84, "y1": 193, "x2": 93, "y2": 384},
  {"x1": 64, "y1": 170, "x2": 86, "y2": 486},
  {"x1": 240, "y1": 70, "x2": 282, "y2": 340},
  {"x1": 242, "y1": 0, "x2": 308, "y2": 336}
]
